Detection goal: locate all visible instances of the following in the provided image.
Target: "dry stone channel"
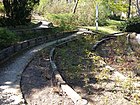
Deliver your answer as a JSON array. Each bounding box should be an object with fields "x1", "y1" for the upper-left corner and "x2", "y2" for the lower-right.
[
  {"x1": 49, "y1": 29, "x2": 95, "y2": 105},
  {"x1": 0, "y1": 29, "x2": 93, "y2": 105}
]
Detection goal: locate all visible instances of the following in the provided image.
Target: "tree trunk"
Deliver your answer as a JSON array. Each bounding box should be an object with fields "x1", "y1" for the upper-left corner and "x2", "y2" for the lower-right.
[
  {"x1": 127, "y1": 0, "x2": 131, "y2": 18},
  {"x1": 3, "y1": 0, "x2": 11, "y2": 17},
  {"x1": 136, "y1": 0, "x2": 140, "y2": 16},
  {"x1": 72, "y1": 0, "x2": 79, "y2": 14}
]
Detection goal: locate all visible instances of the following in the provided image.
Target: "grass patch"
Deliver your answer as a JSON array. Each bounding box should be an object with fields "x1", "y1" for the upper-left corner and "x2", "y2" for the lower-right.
[
  {"x1": 86, "y1": 26, "x2": 120, "y2": 35},
  {"x1": 106, "y1": 19, "x2": 123, "y2": 26},
  {"x1": 84, "y1": 19, "x2": 123, "y2": 35}
]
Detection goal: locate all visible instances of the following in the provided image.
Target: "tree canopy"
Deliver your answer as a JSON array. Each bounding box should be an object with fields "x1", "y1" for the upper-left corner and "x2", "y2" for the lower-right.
[{"x1": 3, "y1": 0, "x2": 39, "y2": 25}]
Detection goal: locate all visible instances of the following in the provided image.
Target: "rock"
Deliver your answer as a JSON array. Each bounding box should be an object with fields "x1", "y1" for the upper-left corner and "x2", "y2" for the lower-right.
[
  {"x1": 136, "y1": 34, "x2": 140, "y2": 44},
  {"x1": 40, "y1": 21, "x2": 53, "y2": 27},
  {"x1": 105, "y1": 65, "x2": 115, "y2": 72},
  {"x1": 99, "y1": 60, "x2": 106, "y2": 67},
  {"x1": 76, "y1": 99, "x2": 88, "y2": 105},
  {"x1": 35, "y1": 21, "x2": 54, "y2": 29},
  {"x1": 128, "y1": 32, "x2": 140, "y2": 52},
  {"x1": 134, "y1": 69, "x2": 140, "y2": 76}
]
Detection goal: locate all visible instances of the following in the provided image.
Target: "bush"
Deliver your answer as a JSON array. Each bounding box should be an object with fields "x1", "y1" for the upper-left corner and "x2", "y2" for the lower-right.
[
  {"x1": 109, "y1": 14, "x2": 121, "y2": 21},
  {"x1": 118, "y1": 17, "x2": 140, "y2": 33},
  {"x1": 98, "y1": 18, "x2": 109, "y2": 26},
  {"x1": 3, "y1": 0, "x2": 39, "y2": 25},
  {"x1": 0, "y1": 17, "x2": 18, "y2": 27},
  {"x1": 47, "y1": 13, "x2": 76, "y2": 31},
  {"x1": 0, "y1": 28, "x2": 19, "y2": 49}
]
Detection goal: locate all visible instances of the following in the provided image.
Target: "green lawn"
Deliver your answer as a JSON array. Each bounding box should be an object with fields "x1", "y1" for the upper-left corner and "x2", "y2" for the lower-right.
[{"x1": 84, "y1": 19, "x2": 123, "y2": 35}]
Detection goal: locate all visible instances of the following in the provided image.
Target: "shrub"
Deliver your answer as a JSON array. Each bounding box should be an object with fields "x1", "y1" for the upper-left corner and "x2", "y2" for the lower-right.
[
  {"x1": 0, "y1": 28, "x2": 19, "y2": 49},
  {"x1": 47, "y1": 13, "x2": 76, "y2": 31},
  {"x1": 109, "y1": 14, "x2": 121, "y2": 21},
  {"x1": 3, "y1": 0, "x2": 39, "y2": 25},
  {"x1": 118, "y1": 17, "x2": 140, "y2": 33},
  {"x1": 98, "y1": 18, "x2": 109, "y2": 26}
]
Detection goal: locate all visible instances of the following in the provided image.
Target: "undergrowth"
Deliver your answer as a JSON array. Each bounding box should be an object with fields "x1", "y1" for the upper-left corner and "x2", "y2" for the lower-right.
[
  {"x1": 0, "y1": 28, "x2": 19, "y2": 50},
  {"x1": 55, "y1": 33, "x2": 140, "y2": 104}
]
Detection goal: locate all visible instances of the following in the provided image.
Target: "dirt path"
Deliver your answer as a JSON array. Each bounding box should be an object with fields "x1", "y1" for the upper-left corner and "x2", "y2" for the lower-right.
[{"x1": 21, "y1": 51, "x2": 74, "y2": 105}]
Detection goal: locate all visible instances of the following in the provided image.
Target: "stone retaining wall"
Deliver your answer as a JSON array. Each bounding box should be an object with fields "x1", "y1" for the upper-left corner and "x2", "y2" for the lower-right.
[{"x1": 0, "y1": 29, "x2": 78, "y2": 63}]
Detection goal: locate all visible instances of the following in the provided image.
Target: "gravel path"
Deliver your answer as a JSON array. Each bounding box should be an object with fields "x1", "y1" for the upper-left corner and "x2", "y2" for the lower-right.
[
  {"x1": 0, "y1": 34, "x2": 78, "y2": 105},
  {"x1": 21, "y1": 52, "x2": 74, "y2": 105}
]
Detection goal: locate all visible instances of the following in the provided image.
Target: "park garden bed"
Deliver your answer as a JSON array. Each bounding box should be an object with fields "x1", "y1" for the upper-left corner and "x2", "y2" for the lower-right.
[{"x1": 55, "y1": 34, "x2": 140, "y2": 105}]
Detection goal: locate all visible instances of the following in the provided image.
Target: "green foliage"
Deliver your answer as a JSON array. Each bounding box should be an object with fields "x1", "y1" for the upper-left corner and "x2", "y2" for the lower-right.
[
  {"x1": 118, "y1": 17, "x2": 140, "y2": 33},
  {"x1": 56, "y1": 35, "x2": 97, "y2": 80},
  {"x1": 0, "y1": 17, "x2": 8, "y2": 26},
  {"x1": 35, "y1": 0, "x2": 127, "y2": 30},
  {"x1": 0, "y1": 28, "x2": 19, "y2": 49},
  {"x1": 36, "y1": 0, "x2": 109, "y2": 28},
  {"x1": 98, "y1": 18, "x2": 108, "y2": 26},
  {"x1": 3, "y1": 0, "x2": 39, "y2": 25},
  {"x1": 35, "y1": 0, "x2": 72, "y2": 14},
  {"x1": 86, "y1": 19, "x2": 121, "y2": 35},
  {"x1": 54, "y1": 21, "x2": 140, "y2": 104},
  {"x1": 98, "y1": 1, "x2": 111, "y2": 23},
  {"x1": 47, "y1": 13, "x2": 76, "y2": 31},
  {"x1": 109, "y1": 14, "x2": 121, "y2": 20},
  {"x1": 107, "y1": 19, "x2": 122, "y2": 26},
  {"x1": 34, "y1": 0, "x2": 48, "y2": 14},
  {"x1": 74, "y1": 0, "x2": 95, "y2": 26},
  {"x1": 102, "y1": 0, "x2": 128, "y2": 20},
  {"x1": 0, "y1": 2, "x2": 4, "y2": 13},
  {"x1": 109, "y1": 1, "x2": 128, "y2": 13}
]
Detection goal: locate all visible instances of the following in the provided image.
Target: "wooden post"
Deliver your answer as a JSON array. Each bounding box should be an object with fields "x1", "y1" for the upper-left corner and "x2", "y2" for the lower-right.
[{"x1": 95, "y1": 4, "x2": 98, "y2": 31}]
